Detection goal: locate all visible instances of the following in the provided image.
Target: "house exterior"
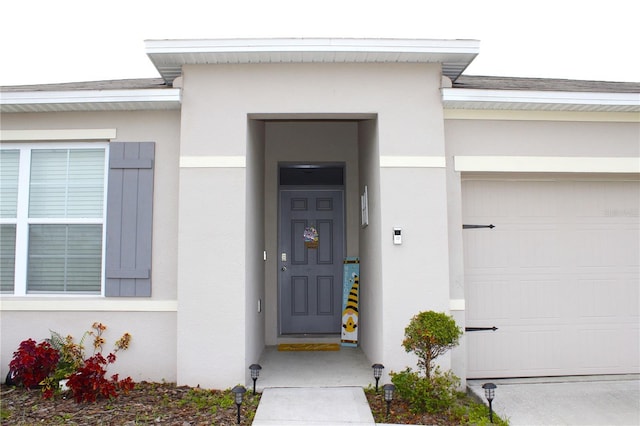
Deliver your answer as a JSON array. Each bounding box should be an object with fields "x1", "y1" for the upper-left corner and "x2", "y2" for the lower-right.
[{"x1": 1, "y1": 38, "x2": 638, "y2": 389}]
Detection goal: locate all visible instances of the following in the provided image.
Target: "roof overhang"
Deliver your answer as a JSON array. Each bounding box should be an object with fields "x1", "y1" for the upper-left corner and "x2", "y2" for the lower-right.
[
  {"x1": 442, "y1": 88, "x2": 640, "y2": 112},
  {"x1": 145, "y1": 38, "x2": 481, "y2": 84},
  {"x1": 0, "y1": 88, "x2": 181, "y2": 113}
]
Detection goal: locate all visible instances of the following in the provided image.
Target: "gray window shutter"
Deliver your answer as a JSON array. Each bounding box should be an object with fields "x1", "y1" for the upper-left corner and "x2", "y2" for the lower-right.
[{"x1": 105, "y1": 142, "x2": 154, "y2": 296}]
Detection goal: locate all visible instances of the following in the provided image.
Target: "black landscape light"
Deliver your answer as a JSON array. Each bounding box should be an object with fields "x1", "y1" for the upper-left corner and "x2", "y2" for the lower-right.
[
  {"x1": 382, "y1": 383, "x2": 395, "y2": 418},
  {"x1": 249, "y1": 364, "x2": 262, "y2": 394},
  {"x1": 231, "y1": 385, "x2": 246, "y2": 424},
  {"x1": 371, "y1": 363, "x2": 384, "y2": 392},
  {"x1": 482, "y1": 382, "x2": 497, "y2": 423}
]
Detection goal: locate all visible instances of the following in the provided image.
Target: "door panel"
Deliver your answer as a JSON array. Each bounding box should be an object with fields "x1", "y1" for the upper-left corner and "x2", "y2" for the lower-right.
[
  {"x1": 465, "y1": 179, "x2": 640, "y2": 378},
  {"x1": 280, "y1": 190, "x2": 344, "y2": 334}
]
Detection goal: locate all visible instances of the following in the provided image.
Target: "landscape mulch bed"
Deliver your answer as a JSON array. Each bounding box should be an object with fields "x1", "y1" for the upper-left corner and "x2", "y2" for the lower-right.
[
  {"x1": 2, "y1": 382, "x2": 486, "y2": 425},
  {"x1": 365, "y1": 390, "x2": 467, "y2": 425},
  {"x1": 1, "y1": 382, "x2": 260, "y2": 425}
]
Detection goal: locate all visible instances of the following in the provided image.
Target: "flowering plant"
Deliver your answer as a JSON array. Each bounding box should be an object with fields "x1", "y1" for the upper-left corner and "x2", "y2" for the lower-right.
[
  {"x1": 65, "y1": 322, "x2": 134, "y2": 402},
  {"x1": 7, "y1": 322, "x2": 133, "y2": 401}
]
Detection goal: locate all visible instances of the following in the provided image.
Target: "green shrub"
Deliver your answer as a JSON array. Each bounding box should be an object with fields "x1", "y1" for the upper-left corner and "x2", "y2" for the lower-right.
[
  {"x1": 402, "y1": 311, "x2": 462, "y2": 378},
  {"x1": 391, "y1": 367, "x2": 460, "y2": 414},
  {"x1": 462, "y1": 400, "x2": 510, "y2": 425}
]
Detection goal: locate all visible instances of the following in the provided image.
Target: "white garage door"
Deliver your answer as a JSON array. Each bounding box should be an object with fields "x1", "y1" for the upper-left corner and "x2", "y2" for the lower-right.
[{"x1": 464, "y1": 177, "x2": 639, "y2": 378}]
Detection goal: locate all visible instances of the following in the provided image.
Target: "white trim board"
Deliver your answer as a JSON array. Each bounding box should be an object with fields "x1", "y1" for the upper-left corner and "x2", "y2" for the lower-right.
[
  {"x1": 454, "y1": 156, "x2": 640, "y2": 174},
  {"x1": 0, "y1": 129, "x2": 117, "y2": 141},
  {"x1": 450, "y1": 299, "x2": 465, "y2": 311},
  {"x1": 0, "y1": 299, "x2": 178, "y2": 312},
  {"x1": 443, "y1": 88, "x2": 640, "y2": 106}
]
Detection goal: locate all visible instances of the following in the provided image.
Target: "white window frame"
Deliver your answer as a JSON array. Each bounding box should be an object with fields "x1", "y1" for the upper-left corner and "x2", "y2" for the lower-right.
[{"x1": 0, "y1": 142, "x2": 109, "y2": 297}]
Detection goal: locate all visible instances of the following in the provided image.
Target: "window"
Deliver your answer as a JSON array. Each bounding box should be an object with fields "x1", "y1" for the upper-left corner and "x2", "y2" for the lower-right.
[{"x1": 0, "y1": 144, "x2": 108, "y2": 295}]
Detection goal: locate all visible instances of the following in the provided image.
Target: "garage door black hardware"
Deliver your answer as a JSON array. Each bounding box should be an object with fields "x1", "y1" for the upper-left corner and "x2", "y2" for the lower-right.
[
  {"x1": 465, "y1": 326, "x2": 498, "y2": 332},
  {"x1": 463, "y1": 224, "x2": 495, "y2": 229}
]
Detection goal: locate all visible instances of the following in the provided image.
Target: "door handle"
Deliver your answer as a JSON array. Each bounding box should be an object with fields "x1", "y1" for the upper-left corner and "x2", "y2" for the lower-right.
[{"x1": 281, "y1": 266, "x2": 287, "y2": 271}]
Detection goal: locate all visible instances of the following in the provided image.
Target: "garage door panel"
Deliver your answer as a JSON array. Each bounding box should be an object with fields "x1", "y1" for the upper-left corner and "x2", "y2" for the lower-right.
[
  {"x1": 621, "y1": 277, "x2": 640, "y2": 317},
  {"x1": 467, "y1": 330, "x2": 519, "y2": 375},
  {"x1": 464, "y1": 231, "x2": 511, "y2": 269},
  {"x1": 517, "y1": 229, "x2": 562, "y2": 268},
  {"x1": 575, "y1": 327, "x2": 632, "y2": 371},
  {"x1": 466, "y1": 278, "x2": 516, "y2": 321},
  {"x1": 517, "y1": 181, "x2": 560, "y2": 217},
  {"x1": 575, "y1": 229, "x2": 637, "y2": 267},
  {"x1": 576, "y1": 279, "x2": 629, "y2": 318},
  {"x1": 468, "y1": 327, "x2": 566, "y2": 377},
  {"x1": 616, "y1": 230, "x2": 640, "y2": 266},
  {"x1": 520, "y1": 329, "x2": 564, "y2": 372},
  {"x1": 572, "y1": 181, "x2": 639, "y2": 216},
  {"x1": 462, "y1": 181, "x2": 515, "y2": 218},
  {"x1": 465, "y1": 178, "x2": 640, "y2": 378},
  {"x1": 520, "y1": 280, "x2": 562, "y2": 320}
]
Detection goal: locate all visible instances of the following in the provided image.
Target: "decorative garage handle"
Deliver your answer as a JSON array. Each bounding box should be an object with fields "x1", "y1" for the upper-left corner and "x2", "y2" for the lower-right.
[
  {"x1": 463, "y1": 224, "x2": 495, "y2": 229},
  {"x1": 465, "y1": 326, "x2": 498, "y2": 332}
]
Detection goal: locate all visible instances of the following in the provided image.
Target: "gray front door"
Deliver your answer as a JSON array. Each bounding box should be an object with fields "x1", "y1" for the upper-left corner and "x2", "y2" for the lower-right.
[{"x1": 279, "y1": 189, "x2": 344, "y2": 334}]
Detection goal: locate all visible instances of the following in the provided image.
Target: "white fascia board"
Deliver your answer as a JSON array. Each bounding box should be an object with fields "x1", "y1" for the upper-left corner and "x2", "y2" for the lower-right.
[
  {"x1": 145, "y1": 38, "x2": 480, "y2": 55},
  {"x1": 442, "y1": 88, "x2": 640, "y2": 108},
  {"x1": 0, "y1": 88, "x2": 181, "y2": 106},
  {"x1": 145, "y1": 38, "x2": 479, "y2": 83},
  {"x1": 443, "y1": 109, "x2": 640, "y2": 122}
]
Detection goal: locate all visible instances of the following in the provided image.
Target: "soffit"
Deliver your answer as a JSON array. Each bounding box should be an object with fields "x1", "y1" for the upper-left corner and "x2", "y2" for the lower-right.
[{"x1": 144, "y1": 38, "x2": 481, "y2": 84}]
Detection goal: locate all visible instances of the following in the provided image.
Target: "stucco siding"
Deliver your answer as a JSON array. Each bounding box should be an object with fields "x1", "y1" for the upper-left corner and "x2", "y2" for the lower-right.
[
  {"x1": 1, "y1": 310, "x2": 177, "y2": 383},
  {"x1": 0, "y1": 111, "x2": 181, "y2": 383},
  {"x1": 245, "y1": 119, "x2": 266, "y2": 382},
  {"x1": 380, "y1": 167, "x2": 452, "y2": 372},
  {"x1": 357, "y1": 119, "x2": 384, "y2": 367},
  {"x1": 444, "y1": 119, "x2": 640, "y2": 157},
  {"x1": 176, "y1": 61, "x2": 451, "y2": 387}
]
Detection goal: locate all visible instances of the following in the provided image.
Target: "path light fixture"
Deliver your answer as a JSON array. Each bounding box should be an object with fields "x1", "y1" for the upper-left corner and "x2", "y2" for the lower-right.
[
  {"x1": 382, "y1": 383, "x2": 395, "y2": 418},
  {"x1": 482, "y1": 382, "x2": 497, "y2": 423},
  {"x1": 231, "y1": 385, "x2": 246, "y2": 424},
  {"x1": 371, "y1": 363, "x2": 384, "y2": 392},
  {"x1": 249, "y1": 364, "x2": 262, "y2": 394}
]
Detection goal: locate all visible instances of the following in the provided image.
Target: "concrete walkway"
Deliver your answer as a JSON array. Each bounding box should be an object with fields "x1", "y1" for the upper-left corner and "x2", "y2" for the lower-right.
[
  {"x1": 255, "y1": 346, "x2": 374, "y2": 390},
  {"x1": 468, "y1": 375, "x2": 640, "y2": 426},
  {"x1": 252, "y1": 387, "x2": 376, "y2": 425},
  {"x1": 252, "y1": 348, "x2": 378, "y2": 424}
]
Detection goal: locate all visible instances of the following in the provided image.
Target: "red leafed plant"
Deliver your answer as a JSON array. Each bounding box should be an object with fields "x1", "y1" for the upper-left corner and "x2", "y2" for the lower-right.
[
  {"x1": 66, "y1": 353, "x2": 134, "y2": 402},
  {"x1": 65, "y1": 322, "x2": 134, "y2": 402},
  {"x1": 8, "y1": 322, "x2": 134, "y2": 402},
  {"x1": 9, "y1": 338, "x2": 60, "y2": 389}
]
